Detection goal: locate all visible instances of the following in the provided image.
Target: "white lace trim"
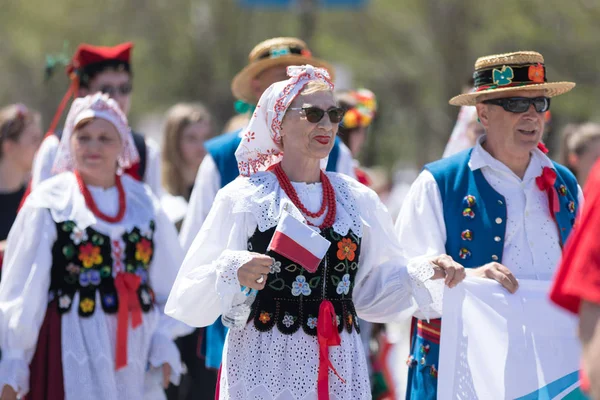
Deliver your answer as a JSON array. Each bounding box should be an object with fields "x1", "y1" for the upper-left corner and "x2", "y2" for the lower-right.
[
  {"x1": 0, "y1": 358, "x2": 29, "y2": 396},
  {"x1": 226, "y1": 171, "x2": 363, "y2": 238},
  {"x1": 406, "y1": 256, "x2": 436, "y2": 319},
  {"x1": 215, "y1": 250, "x2": 254, "y2": 313}
]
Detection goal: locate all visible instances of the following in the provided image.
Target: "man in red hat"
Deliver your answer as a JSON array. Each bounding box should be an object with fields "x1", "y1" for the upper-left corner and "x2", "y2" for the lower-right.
[{"x1": 29, "y1": 42, "x2": 162, "y2": 195}]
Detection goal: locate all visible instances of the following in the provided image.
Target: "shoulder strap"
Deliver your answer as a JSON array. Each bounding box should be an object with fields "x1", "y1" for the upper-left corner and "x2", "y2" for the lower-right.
[{"x1": 131, "y1": 131, "x2": 147, "y2": 179}]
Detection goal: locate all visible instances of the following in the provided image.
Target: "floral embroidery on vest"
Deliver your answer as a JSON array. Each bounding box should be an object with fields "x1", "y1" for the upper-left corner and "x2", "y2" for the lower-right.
[
  {"x1": 50, "y1": 220, "x2": 156, "y2": 317},
  {"x1": 247, "y1": 226, "x2": 361, "y2": 336}
]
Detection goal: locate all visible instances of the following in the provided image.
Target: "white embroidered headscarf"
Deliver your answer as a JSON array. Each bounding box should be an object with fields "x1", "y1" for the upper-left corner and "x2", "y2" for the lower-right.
[
  {"x1": 235, "y1": 64, "x2": 334, "y2": 177},
  {"x1": 52, "y1": 93, "x2": 139, "y2": 174}
]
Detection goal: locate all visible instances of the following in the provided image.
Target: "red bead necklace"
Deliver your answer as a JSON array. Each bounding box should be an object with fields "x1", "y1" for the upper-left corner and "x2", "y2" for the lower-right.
[
  {"x1": 75, "y1": 170, "x2": 126, "y2": 223},
  {"x1": 273, "y1": 163, "x2": 336, "y2": 229}
]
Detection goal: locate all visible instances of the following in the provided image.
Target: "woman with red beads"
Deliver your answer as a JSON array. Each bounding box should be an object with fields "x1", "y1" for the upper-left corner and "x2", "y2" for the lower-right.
[
  {"x1": 165, "y1": 65, "x2": 465, "y2": 400},
  {"x1": 0, "y1": 93, "x2": 183, "y2": 400}
]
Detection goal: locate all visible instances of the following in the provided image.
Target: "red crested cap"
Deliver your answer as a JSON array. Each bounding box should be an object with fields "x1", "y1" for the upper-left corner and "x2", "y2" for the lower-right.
[{"x1": 67, "y1": 42, "x2": 133, "y2": 75}]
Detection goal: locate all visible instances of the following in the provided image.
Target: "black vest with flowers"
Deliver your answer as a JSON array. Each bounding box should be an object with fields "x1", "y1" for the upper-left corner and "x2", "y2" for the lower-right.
[
  {"x1": 247, "y1": 226, "x2": 361, "y2": 336},
  {"x1": 49, "y1": 220, "x2": 156, "y2": 317}
]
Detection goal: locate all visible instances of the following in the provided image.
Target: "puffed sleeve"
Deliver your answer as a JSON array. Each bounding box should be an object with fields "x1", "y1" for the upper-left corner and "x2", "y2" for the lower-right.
[
  {"x1": 352, "y1": 183, "x2": 440, "y2": 323},
  {"x1": 179, "y1": 155, "x2": 221, "y2": 252},
  {"x1": 393, "y1": 170, "x2": 448, "y2": 319},
  {"x1": 165, "y1": 187, "x2": 255, "y2": 328},
  {"x1": 0, "y1": 205, "x2": 56, "y2": 395},
  {"x1": 146, "y1": 206, "x2": 189, "y2": 384},
  {"x1": 30, "y1": 135, "x2": 59, "y2": 189},
  {"x1": 143, "y1": 138, "x2": 165, "y2": 198}
]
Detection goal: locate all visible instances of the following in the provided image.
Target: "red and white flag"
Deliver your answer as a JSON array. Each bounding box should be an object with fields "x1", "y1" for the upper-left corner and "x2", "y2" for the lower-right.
[{"x1": 268, "y1": 211, "x2": 331, "y2": 273}]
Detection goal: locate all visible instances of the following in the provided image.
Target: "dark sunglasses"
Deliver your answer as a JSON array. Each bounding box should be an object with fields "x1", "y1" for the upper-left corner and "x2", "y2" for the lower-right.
[
  {"x1": 289, "y1": 106, "x2": 346, "y2": 124},
  {"x1": 482, "y1": 96, "x2": 551, "y2": 113},
  {"x1": 98, "y1": 83, "x2": 133, "y2": 97}
]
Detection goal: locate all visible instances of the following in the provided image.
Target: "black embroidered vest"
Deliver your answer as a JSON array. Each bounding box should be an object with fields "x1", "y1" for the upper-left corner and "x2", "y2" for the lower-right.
[
  {"x1": 49, "y1": 219, "x2": 156, "y2": 317},
  {"x1": 247, "y1": 226, "x2": 361, "y2": 336}
]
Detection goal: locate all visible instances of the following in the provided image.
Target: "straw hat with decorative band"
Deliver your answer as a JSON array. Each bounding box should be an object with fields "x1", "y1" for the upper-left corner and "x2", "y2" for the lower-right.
[
  {"x1": 231, "y1": 37, "x2": 335, "y2": 104},
  {"x1": 449, "y1": 51, "x2": 575, "y2": 106}
]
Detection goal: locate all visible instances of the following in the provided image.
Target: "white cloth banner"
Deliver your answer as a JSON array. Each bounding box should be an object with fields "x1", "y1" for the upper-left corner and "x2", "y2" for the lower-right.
[{"x1": 438, "y1": 277, "x2": 586, "y2": 400}]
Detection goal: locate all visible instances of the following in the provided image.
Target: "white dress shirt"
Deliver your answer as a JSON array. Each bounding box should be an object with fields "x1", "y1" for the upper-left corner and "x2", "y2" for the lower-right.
[{"x1": 395, "y1": 137, "x2": 583, "y2": 319}]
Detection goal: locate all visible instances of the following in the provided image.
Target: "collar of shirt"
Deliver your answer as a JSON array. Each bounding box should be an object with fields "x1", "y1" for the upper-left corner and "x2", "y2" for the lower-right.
[{"x1": 468, "y1": 135, "x2": 554, "y2": 183}]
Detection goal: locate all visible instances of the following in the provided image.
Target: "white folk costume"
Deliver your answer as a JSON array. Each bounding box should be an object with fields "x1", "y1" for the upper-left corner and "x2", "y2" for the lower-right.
[
  {"x1": 166, "y1": 65, "x2": 441, "y2": 400},
  {"x1": 0, "y1": 94, "x2": 183, "y2": 400}
]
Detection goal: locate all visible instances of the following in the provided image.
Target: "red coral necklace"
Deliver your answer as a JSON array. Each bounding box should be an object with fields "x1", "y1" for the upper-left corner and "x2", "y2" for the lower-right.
[
  {"x1": 75, "y1": 170, "x2": 126, "y2": 223},
  {"x1": 272, "y1": 163, "x2": 336, "y2": 229}
]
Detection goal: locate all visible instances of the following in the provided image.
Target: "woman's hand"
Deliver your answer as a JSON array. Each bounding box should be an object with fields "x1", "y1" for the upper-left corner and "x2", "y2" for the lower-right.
[
  {"x1": 0, "y1": 384, "x2": 17, "y2": 400},
  {"x1": 237, "y1": 253, "x2": 274, "y2": 290},
  {"x1": 466, "y1": 262, "x2": 519, "y2": 293},
  {"x1": 162, "y1": 363, "x2": 171, "y2": 389},
  {"x1": 429, "y1": 254, "x2": 466, "y2": 288}
]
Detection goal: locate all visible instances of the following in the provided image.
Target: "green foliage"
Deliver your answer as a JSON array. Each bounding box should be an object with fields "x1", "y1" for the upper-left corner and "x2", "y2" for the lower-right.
[{"x1": 1, "y1": 0, "x2": 598, "y2": 171}]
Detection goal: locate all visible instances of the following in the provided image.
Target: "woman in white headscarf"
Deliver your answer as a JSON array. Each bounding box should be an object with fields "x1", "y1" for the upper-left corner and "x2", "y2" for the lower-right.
[
  {"x1": 0, "y1": 93, "x2": 183, "y2": 400},
  {"x1": 165, "y1": 65, "x2": 465, "y2": 400}
]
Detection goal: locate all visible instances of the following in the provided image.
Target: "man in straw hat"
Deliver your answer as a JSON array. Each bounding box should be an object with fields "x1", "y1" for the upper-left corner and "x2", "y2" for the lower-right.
[
  {"x1": 394, "y1": 51, "x2": 582, "y2": 399},
  {"x1": 177, "y1": 37, "x2": 355, "y2": 399}
]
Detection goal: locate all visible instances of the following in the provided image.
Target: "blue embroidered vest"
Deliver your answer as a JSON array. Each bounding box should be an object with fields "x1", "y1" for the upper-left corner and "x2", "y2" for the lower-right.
[{"x1": 425, "y1": 149, "x2": 579, "y2": 268}]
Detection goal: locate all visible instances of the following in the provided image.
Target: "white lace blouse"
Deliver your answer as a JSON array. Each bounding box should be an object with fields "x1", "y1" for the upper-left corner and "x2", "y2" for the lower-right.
[
  {"x1": 166, "y1": 171, "x2": 438, "y2": 400},
  {"x1": 0, "y1": 172, "x2": 185, "y2": 400}
]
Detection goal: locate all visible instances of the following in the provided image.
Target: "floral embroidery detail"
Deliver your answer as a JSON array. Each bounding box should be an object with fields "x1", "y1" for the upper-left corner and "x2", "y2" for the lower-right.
[
  {"x1": 558, "y1": 185, "x2": 567, "y2": 196},
  {"x1": 66, "y1": 263, "x2": 81, "y2": 275},
  {"x1": 282, "y1": 313, "x2": 296, "y2": 328},
  {"x1": 270, "y1": 260, "x2": 282, "y2": 274},
  {"x1": 70, "y1": 227, "x2": 88, "y2": 245},
  {"x1": 79, "y1": 270, "x2": 101, "y2": 287},
  {"x1": 259, "y1": 311, "x2": 272, "y2": 324},
  {"x1": 337, "y1": 238, "x2": 357, "y2": 261},
  {"x1": 102, "y1": 293, "x2": 117, "y2": 307},
  {"x1": 78, "y1": 243, "x2": 103, "y2": 268},
  {"x1": 430, "y1": 365, "x2": 438, "y2": 378},
  {"x1": 336, "y1": 274, "x2": 351, "y2": 295},
  {"x1": 112, "y1": 239, "x2": 125, "y2": 275},
  {"x1": 135, "y1": 238, "x2": 153, "y2": 265},
  {"x1": 244, "y1": 131, "x2": 256, "y2": 142},
  {"x1": 300, "y1": 49, "x2": 312, "y2": 58},
  {"x1": 135, "y1": 267, "x2": 149, "y2": 284},
  {"x1": 59, "y1": 294, "x2": 72, "y2": 309},
  {"x1": 291, "y1": 275, "x2": 312, "y2": 296},
  {"x1": 420, "y1": 344, "x2": 430, "y2": 354},
  {"x1": 462, "y1": 208, "x2": 475, "y2": 219},
  {"x1": 307, "y1": 317, "x2": 318, "y2": 329},
  {"x1": 247, "y1": 241, "x2": 253, "y2": 251},
  {"x1": 462, "y1": 195, "x2": 476, "y2": 208},
  {"x1": 335, "y1": 315, "x2": 341, "y2": 326},
  {"x1": 492, "y1": 65, "x2": 514, "y2": 86},
  {"x1": 62, "y1": 244, "x2": 75, "y2": 260},
  {"x1": 461, "y1": 230, "x2": 473, "y2": 241},
  {"x1": 406, "y1": 355, "x2": 417, "y2": 367},
  {"x1": 80, "y1": 298, "x2": 95, "y2": 313},
  {"x1": 347, "y1": 314, "x2": 353, "y2": 326},
  {"x1": 528, "y1": 63, "x2": 545, "y2": 83},
  {"x1": 271, "y1": 47, "x2": 291, "y2": 58},
  {"x1": 459, "y1": 248, "x2": 472, "y2": 260},
  {"x1": 568, "y1": 201, "x2": 576, "y2": 213},
  {"x1": 420, "y1": 356, "x2": 426, "y2": 365}
]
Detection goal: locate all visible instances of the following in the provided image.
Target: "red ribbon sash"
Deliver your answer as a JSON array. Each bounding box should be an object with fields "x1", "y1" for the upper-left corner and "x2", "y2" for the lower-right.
[
  {"x1": 317, "y1": 300, "x2": 345, "y2": 400},
  {"x1": 536, "y1": 167, "x2": 560, "y2": 217},
  {"x1": 114, "y1": 272, "x2": 143, "y2": 370}
]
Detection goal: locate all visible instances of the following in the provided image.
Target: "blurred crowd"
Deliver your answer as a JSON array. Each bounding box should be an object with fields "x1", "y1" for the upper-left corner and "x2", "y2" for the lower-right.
[{"x1": 1, "y1": 37, "x2": 599, "y2": 400}]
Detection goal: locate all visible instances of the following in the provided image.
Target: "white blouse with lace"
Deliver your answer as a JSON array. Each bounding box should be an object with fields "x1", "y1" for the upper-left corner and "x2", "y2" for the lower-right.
[
  {"x1": 166, "y1": 171, "x2": 440, "y2": 400},
  {"x1": 0, "y1": 172, "x2": 185, "y2": 400}
]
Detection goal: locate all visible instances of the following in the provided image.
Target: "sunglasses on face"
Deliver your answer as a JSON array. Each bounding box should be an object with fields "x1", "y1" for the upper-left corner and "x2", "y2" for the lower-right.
[
  {"x1": 288, "y1": 106, "x2": 346, "y2": 124},
  {"x1": 482, "y1": 96, "x2": 551, "y2": 113},
  {"x1": 98, "y1": 83, "x2": 133, "y2": 97}
]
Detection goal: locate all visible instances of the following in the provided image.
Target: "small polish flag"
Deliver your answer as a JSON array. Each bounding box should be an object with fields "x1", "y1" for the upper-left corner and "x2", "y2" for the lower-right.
[{"x1": 268, "y1": 211, "x2": 331, "y2": 273}]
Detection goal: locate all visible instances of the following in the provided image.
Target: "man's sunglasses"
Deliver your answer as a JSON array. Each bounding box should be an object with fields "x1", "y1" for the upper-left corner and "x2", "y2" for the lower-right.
[
  {"x1": 288, "y1": 106, "x2": 346, "y2": 124},
  {"x1": 98, "y1": 83, "x2": 133, "y2": 97},
  {"x1": 482, "y1": 97, "x2": 551, "y2": 113}
]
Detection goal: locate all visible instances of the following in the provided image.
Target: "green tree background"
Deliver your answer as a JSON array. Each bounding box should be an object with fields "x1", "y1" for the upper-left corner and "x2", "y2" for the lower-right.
[{"x1": 1, "y1": 0, "x2": 598, "y2": 170}]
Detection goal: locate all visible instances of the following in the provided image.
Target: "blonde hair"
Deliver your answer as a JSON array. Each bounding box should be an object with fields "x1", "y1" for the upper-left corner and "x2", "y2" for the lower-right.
[
  {"x1": 161, "y1": 103, "x2": 212, "y2": 199},
  {"x1": 0, "y1": 104, "x2": 41, "y2": 159},
  {"x1": 300, "y1": 80, "x2": 331, "y2": 96}
]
